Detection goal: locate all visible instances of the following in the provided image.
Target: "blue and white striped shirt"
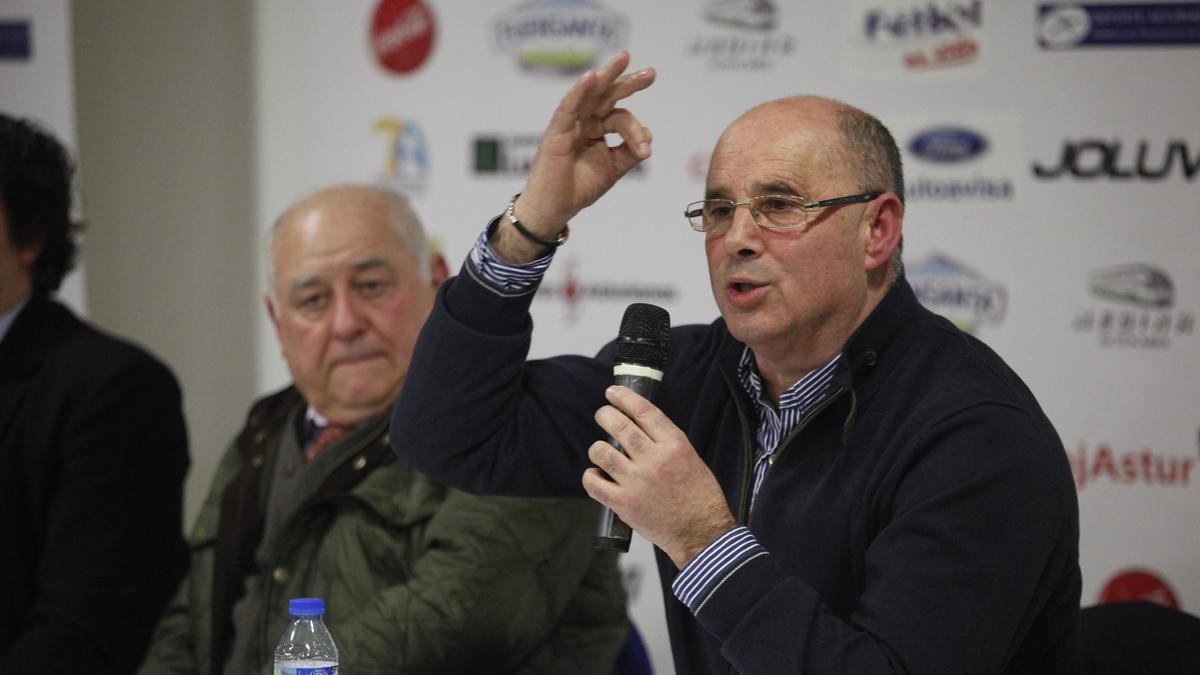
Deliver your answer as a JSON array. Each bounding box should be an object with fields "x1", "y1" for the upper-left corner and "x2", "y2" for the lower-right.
[{"x1": 467, "y1": 218, "x2": 554, "y2": 295}]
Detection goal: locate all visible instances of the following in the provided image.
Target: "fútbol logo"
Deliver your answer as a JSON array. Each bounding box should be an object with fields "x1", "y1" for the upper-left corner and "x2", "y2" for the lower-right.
[
  {"x1": 493, "y1": 0, "x2": 629, "y2": 75},
  {"x1": 857, "y1": 0, "x2": 983, "y2": 71}
]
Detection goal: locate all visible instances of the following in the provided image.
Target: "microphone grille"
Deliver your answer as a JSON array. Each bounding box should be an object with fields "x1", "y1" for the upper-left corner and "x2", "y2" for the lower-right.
[{"x1": 615, "y1": 303, "x2": 671, "y2": 369}]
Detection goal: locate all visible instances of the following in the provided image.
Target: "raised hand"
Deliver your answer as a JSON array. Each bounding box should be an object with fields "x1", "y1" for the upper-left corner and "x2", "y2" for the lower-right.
[{"x1": 493, "y1": 51, "x2": 656, "y2": 262}]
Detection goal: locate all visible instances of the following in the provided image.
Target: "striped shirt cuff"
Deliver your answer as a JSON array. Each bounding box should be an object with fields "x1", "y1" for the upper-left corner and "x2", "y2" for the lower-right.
[
  {"x1": 467, "y1": 217, "x2": 555, "y2": 295},
  {"x1": 671, "y1": 525, "x2": 767, "y2": 614}
]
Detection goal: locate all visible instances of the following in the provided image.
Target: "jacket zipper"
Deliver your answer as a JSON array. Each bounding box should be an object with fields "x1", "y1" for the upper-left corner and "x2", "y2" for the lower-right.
[
  {"x1": 722, "y1": 384, "x2": 853, "y2": 675},
  {"x1": 746, "y1": 385, "x2": 852, "y2": 529}
]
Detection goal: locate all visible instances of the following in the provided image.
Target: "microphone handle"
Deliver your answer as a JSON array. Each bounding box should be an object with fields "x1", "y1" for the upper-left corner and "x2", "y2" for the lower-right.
[{"x1": 595, "y1": 369, "x2": 661, "y2": 552}]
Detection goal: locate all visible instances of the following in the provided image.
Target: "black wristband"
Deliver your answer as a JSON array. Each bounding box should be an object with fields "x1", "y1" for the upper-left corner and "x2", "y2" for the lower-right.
[{"x1": 504, "y1": 193, "x2": 569, "y2": 247}]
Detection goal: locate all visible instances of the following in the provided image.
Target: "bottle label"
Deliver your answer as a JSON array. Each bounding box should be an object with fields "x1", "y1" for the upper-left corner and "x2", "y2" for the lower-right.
[{"x1": 274, "y1": 665, "x2": 337, "y2": 675}]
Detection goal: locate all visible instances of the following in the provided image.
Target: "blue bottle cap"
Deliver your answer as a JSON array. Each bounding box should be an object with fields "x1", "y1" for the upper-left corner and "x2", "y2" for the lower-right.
[{"x1": 288, "y1": 597, "x2": 325, "y2": 616}]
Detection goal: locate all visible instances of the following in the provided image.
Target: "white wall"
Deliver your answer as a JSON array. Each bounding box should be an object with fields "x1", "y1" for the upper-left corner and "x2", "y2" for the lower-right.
[{"x1": 71, "y1": 0, "x2": 258, "y2": 534}]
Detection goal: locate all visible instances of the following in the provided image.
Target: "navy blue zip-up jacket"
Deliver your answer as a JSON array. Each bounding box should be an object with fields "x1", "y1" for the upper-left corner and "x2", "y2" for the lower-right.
[{"x1": 391, "y1": 265, "x2": 1083, "y2": 674}]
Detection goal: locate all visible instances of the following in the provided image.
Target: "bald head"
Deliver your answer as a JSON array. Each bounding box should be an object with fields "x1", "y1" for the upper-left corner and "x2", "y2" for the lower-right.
[
  {"x1": 722, "y1": 96, "x2": 904, "y2": 206},
  {"x1": 270, "y1": 184, "x2": 431, "y2": 287}
]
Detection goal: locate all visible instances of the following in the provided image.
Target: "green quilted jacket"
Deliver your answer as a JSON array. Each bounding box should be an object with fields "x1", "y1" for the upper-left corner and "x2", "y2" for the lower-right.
[{"x1": 138, "y1": 387, "x2": 628, "y2": 674}]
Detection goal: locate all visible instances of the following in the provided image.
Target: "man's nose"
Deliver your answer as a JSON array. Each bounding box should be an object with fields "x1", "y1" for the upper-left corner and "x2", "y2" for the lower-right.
[
  {"x1": 722, "y1": 202, "x2": 762, "y2": 257},
  {"x1": 330, "y1": 293, "x2": 367, "y2": 338}
]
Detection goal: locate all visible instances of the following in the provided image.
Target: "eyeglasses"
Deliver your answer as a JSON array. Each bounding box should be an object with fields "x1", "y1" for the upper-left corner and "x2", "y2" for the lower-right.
[{"x1": 684, "y1": 191, "x2": 883, "y2": 233}]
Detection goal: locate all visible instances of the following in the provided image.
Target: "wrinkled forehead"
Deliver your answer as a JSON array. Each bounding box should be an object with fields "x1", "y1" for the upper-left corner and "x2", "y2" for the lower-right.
[
  {"x1": 706, "y1": 102, "x2": 848, "y2": 198},
  {"x1": 272, "y1": 202, "x2": 410, "y2": 283}
]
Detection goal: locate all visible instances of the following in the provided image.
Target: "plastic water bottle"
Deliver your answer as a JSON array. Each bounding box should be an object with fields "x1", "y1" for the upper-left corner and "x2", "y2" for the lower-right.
[{"x1": 273, "y1": 597, "x2": 339, "y2": 675}]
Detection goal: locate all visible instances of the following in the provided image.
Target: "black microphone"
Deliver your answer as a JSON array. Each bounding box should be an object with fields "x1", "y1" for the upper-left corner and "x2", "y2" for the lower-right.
[{"x1": 595, "y1": 302, "x2": 671, "y2": 552}]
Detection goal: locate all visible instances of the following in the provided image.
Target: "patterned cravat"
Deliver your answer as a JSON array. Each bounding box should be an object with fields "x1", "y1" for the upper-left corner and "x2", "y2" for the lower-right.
[{"x1": 304, "y1": 423, "x2": 351, "y2": 462}]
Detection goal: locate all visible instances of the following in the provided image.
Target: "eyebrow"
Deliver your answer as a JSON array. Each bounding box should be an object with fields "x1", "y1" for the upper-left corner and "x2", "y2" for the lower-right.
[
  {"x1": 287, "y1": 258, "x2": 395, "y2": 294},
  {"x1": 705, "y1": 181, "x2": 806, "y2": 201},
  {"x1": 289, "y1": 276, "x2": 326, "y2": 294},
  {"x1": 755, "y1": 181, "x2": 804, "y2": 197},
  {"x1": 349, "y1": 257, "x2": 394, "y2": 274}
]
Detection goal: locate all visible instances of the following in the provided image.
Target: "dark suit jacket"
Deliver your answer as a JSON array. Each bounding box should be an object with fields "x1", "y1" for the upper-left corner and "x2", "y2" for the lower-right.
[{"x1": 0, "y1": 295, "x2": 190, "y2": 673}]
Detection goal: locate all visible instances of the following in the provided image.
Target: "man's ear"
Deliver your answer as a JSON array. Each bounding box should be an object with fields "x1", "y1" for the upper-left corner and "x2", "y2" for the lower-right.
[
  {"x1": 16, "y1": 240, "x2": 43, "y2": 271},
  {"x1": 428, "y1": 251, "x2": 450, "y2": 288},
  {"x1": 265, "y1": 293, "x2": 283, "y2": 340},
  {"x1": 863, "y1": 193, "x2": 903, "y2": 275}
]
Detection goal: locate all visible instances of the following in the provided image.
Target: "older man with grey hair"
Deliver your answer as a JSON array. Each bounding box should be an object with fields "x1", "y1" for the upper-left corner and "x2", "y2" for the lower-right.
[{"x1": 139, "y1": 184, "x2": 629, "y2": 674}]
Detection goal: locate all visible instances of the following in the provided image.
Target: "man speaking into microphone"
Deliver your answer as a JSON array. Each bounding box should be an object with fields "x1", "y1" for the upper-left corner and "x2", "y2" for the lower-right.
[{"x1": 392, "y1": 51, "x2": 1082, "y2": 674}]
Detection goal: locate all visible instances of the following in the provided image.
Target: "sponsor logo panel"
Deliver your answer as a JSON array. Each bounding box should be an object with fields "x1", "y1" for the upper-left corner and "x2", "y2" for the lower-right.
[
  {"x1": 374, "y1": 116, "x2": 430, "y2": 195},
  {"x1": 534, "y1": 257, "x2": 678, "y2": 324},
  {"x1": 905, "y1": 125, "x2": 1015, "y2": 201},
  {"x1": 1069, "y1": 441, "x2": 1196, "y2": 491},
  {"x1": 1032, "y1": 139, "x2": 1199, "y2": 181},
  {"x1": 1071, "y1": 263, "x2": 1195, "y2": 349},
  {"x1": 0, "y1": 20, "x2": 32, "y2": 60},
  {"x1": 370, "y1": 0, "x2": 436, "y2": 76},
  {"x1": 473, "y1": 132, "x2": 644, "y2": 177},
  {"x1": 847, "y1": 0, "x2": 984, "y2": 74},
  {"x1": 493, "y1": 0, "x2": 629, "y2": 75},
  {"x1": 687, "y1": 0, "x2": 797, "y2": 71},
  {"x1": 1038, "y1": 3, "x2": 1200, "y2": 50},
  {"x1": 907, "y1": 254, "x2": 1007, "y2": 334},
  {"x1": 1098, "y1": 568, "x2": 1182, "y2": 609}
]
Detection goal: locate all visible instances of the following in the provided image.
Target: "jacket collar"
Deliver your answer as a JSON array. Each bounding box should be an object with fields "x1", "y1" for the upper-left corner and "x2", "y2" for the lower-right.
[
  {"x1": 714, "y1": 275, "x2": 923, "y2": 410},
  {"x1": 839, "y1": 274, "x2": 923, "y2": 407}
]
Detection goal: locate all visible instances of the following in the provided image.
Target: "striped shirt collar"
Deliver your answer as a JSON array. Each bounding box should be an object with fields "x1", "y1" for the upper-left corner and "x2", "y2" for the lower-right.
[{"x1": 736, "y1": 346, "x2": 843, "y2": 422}]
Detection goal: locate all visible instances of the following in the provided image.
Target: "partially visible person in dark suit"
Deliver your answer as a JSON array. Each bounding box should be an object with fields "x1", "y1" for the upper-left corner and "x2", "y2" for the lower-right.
[{"x1": 0, "y1": 112, "x2": 190, "y2": 673}]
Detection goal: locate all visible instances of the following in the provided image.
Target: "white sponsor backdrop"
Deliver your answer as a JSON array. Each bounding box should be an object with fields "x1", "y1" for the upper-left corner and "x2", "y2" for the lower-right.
[
  {"x1": 0, "y1": 0, "x2": 85, "y2": 311},
  {"x1": 255, "y1": 1, "x2": 1200, "y2": 672}
]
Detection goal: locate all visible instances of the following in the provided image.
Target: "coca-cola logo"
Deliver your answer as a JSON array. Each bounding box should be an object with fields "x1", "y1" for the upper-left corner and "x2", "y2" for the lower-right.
[
  {"x1": 370, "y1": 0, "x2": 435, "y2": 76},
  {"x1": 1098, "y1": 569, "x2": 1181, "y2": 609}
]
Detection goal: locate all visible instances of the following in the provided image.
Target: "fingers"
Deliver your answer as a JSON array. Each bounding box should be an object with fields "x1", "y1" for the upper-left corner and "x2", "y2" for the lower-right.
[
  {"x1": 581, "y1": 467, "x2": 619, "y2": 506},
  {"x1": 552, "y1": 52, "x2": 653, "y2": 138},
  {"x1": 587, "y1": 439, "x2": 629, "y2": 478},
  {"x1": 602, "y1": 108, "x2": 652, "y2": 160},
  {"x1": 605, "y1": 385, "x2": 672, "y2": 439},
  {"x1": 596, "y1": 68, "x2": 656, "y2": 116},
  {"x1": 545, "y1": 68, "x2": 598, "y2": 137},
  {"x1": 594, "y1": 404, "x2": 648, "y2": 458}
]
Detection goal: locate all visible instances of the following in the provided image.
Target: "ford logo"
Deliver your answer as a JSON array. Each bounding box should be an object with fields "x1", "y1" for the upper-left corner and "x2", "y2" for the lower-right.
[{"x1": 909, "y1": 127, "x2": 988, "y2": 163}]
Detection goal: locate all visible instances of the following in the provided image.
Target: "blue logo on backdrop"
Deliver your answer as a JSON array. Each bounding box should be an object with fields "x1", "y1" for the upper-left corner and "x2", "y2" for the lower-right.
[
  {"x1": 1038, "y1": 3, "x2": 1200, "y2": 49},
  {"x1": 909, "y1": 127, "x2": 988, "y2": 163},
  {"x1": 906, "y1": 126, "x2": 1013, "y2": 201},
  {"x1": 0, "y1": 21, "x2": 32, "y2": 60},
  {"x1": 908, "y1": 254, "x2": 1007, "y2": 334}
]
